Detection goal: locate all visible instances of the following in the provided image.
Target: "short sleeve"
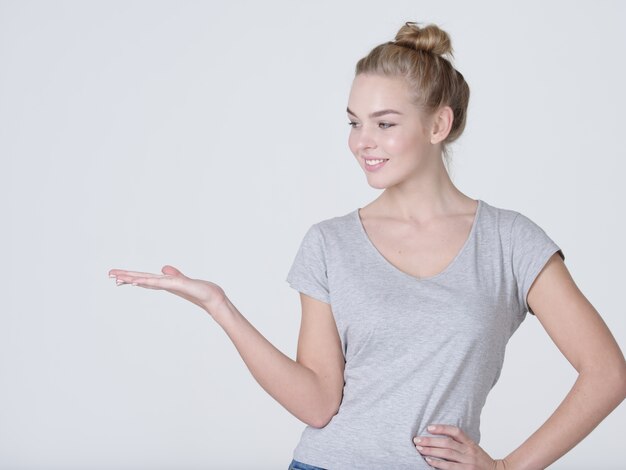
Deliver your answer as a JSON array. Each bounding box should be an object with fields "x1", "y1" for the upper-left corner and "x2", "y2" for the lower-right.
[
  {"x1": 285, "y1": 223, "x2": 331, "y2": 304},
  {"x1": 510, "y1": 213, "x2": 565, "y2": 316}
]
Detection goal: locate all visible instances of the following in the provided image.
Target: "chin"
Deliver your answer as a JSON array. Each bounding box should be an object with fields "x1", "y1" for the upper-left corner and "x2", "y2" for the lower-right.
[{"x1": 365, "y1": 177, "x2": 391, "y2": 190}]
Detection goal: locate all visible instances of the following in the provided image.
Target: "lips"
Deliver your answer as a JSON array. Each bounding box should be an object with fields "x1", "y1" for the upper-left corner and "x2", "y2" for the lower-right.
[
  {"x1": 362, "y1": 156, "x2": 389, "y2": 163},
  {"x1": 362, "y1": 157, "x2": 389, "y2": 172}
]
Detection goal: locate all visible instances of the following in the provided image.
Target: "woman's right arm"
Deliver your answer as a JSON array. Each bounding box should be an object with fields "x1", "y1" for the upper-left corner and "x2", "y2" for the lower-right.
[
  {"x1": 109, "y1": 265, "x2": 345, "y2": 428},
  {"x1": 214, "y1": 293, "x2": 345, "y2": 428}
]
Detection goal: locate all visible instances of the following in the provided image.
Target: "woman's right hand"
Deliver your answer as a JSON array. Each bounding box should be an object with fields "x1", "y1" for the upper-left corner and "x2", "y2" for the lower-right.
[{"x1": 108, "y1": 265, "x2": 228, "y2": 318}]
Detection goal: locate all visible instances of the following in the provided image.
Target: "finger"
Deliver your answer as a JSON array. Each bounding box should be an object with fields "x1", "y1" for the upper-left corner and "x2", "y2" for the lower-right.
[
  {"x1": 425, "y1": 425, "x2": 470, "y2": 445},
  {"x1": 422, "y1": 456, "x2": 454, "y2": 469},
  {"x1": 108, "y1": 269, "x2": 162, "y2": 279},
  {"x1": 415, "y1": 436, "x2": 461, "y2": 452},
  {"x1": 415, "y1": 444, "x2": 462, "y2": 464},
  {"x1": 126, "y1": 276, "x2": 181, "y2": 290},
  {"x1": 127, "y1": 277, "x2": 164, "y2": 290},
  {"x1": 113, "y1": 274, "x2": 157, "y2": 286}
]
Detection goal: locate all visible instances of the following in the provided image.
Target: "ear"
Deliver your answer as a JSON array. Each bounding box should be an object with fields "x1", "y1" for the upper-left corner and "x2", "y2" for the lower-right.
[{"x1": 429, "y1": 106, "x2": 454, "y2": 145}]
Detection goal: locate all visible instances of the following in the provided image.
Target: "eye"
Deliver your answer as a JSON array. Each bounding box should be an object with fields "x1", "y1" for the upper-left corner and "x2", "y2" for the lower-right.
[
  {"x1": 348, "y1": 121, "x2": 358, "y2": 128},
  {"x1": 379, "y1": 122, "x2": 395, "y2": 129}
]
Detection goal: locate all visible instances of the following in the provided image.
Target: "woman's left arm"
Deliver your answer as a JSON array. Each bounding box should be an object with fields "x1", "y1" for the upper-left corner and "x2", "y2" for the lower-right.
[
  {"x1": 414, "y1": 253, "x2": 626, "y2": 469},
  {"x1": 500, "y1": 252, "x2": 626, "y2": 469}
]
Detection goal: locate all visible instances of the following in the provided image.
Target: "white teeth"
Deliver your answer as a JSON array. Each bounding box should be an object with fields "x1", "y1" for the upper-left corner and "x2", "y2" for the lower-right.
[{"x1": 365, "y1": 159, "x2": 387, "y2": 165}]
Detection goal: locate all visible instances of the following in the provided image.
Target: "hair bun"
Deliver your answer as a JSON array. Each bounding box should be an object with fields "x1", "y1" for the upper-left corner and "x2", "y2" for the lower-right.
[{"x1": 394, "y1": 21, "x2": 454, "y2": 58}]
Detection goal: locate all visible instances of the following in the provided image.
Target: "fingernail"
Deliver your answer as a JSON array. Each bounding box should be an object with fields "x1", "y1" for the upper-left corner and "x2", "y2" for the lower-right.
[
  {"x1": 109, "y1": 274, "x2": 116, "y2": 278},
  {"x1": 414, "y1": 438, "x2": 421, "y2": 443},
  {"x1": 131, "y1": 282, "x2": 138, "y2": 286},
  {"x1": 428, "y1": 425, "x2": 435, "y2": 431},
  {"x1": 416, "y1": 445, "x2": 423, "y2": 451}
]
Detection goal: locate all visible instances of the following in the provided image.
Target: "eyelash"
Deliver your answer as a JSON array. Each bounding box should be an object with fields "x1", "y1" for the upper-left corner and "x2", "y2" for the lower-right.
[{"x1": 348, "y1": 121, "x2": 395, "y2": 130}]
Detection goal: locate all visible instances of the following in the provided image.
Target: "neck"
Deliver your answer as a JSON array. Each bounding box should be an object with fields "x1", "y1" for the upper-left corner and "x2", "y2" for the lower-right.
[{"x1": 374, "y1": 159, "x2": 473, "y2": 223}]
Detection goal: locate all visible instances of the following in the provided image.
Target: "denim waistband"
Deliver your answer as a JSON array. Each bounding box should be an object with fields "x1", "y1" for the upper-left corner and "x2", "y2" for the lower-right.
[{"x1": 287, "y1": 458, "x2": 327, "y2": 470}]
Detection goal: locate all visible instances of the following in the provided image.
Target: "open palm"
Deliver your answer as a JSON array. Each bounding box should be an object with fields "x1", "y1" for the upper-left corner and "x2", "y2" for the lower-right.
[{"x1": 108, "y1": 265, "x2": 227, "y2": 316}]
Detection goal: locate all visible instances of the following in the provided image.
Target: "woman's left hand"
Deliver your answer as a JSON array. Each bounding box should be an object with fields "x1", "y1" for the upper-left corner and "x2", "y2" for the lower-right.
[{"x1": 414, "y1": 424, "x2": 507, "y2": 469}]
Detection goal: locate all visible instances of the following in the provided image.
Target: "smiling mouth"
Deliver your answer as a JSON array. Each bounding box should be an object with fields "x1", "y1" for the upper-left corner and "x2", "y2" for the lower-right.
[
  {"x1": 362, "y1": 158, "x2": 389, "y2": 172},
  {"x1": 364, "y1": 158, "x2": 389, "y2": 165}
]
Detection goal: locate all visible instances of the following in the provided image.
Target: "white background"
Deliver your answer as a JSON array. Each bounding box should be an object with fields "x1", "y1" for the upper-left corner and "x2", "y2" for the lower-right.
[{"x1": 1, "y1": 1, "x2": 624, "y2": 469}]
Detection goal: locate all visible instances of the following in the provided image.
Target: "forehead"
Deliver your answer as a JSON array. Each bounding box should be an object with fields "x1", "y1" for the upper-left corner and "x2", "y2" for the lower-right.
[{"x1": 347, "y1": 74, "x2": 412, "y2": 113}]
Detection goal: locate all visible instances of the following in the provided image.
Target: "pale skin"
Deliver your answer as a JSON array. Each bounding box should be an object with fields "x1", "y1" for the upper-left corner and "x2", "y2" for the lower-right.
[{"x1": 109, "y1": 73, "x2": 626, "y2": 469}]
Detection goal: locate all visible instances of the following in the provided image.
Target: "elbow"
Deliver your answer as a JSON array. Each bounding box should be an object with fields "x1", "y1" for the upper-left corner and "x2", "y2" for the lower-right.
[
  {"x1": 304, "y1": 376, "x2": 344, "y2": 428},
  {"x1": 574, "y1": 357, "x2": 626, "y2": 412},
  {"x1": 308, "y1": 415, "x2": 331, "y2": 429},
  {"x1": 307, "y1": 398, "x2": 342, "y2": 429},
  {"x1": 308, "y1": 410, "x2": 337, "y2": 429},
  {"x1": 608, "y1": 357, "x2": 626, "y2": 401},
  {"x1": 619, "y1": 361, "x2": 626, "y2": 401},
  {"x1": 585, "y1": 357, "x2": 626, "y2": 402}
]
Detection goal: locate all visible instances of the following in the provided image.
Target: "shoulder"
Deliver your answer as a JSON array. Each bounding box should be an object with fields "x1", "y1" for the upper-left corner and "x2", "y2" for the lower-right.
[
  {"x1": 474, "y1": 200, "x2": 522, "y2": 243},
  {"x1": 310, "y1": 209, "x2": 360, "y2": 240},
  {"x1": 486, "y1": 200, "x2": 564, "y2": 268},
  {"x1": 478, "y1": 200, "x2": 563, "y2": 261},
  {"x1": 478, "y1": 199, "x2": 520, "y2": 226},
  {"x1": 293, "y1": 210, "x2": 362, "y2": 263},
  {"x1": 291, "y1": 209, "x2": 358, "y2": 255},
  {"x1": 478, "y1": 199, "x2": 550, "y2": 236}
]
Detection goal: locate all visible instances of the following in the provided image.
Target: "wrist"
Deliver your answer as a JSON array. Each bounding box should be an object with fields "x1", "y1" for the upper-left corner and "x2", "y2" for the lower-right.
[
  {"x1": 496, "y1": 456, "x2": 524, "y2": 470},
  {"x1": 206, "y1": 294, "x2": 236, "y2": 325}
]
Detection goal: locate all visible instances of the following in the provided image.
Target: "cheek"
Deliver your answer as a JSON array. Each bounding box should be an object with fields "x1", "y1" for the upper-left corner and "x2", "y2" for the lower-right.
[
  {"x1": 387, "y1": 131, "x2": 425, "y2": 156},
  {"x1": 384, "y1": 134, "x2": 408, "y2": 155}
]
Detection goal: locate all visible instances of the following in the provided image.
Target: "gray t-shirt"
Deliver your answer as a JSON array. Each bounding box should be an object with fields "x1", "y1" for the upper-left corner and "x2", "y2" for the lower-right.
[{"x1": 285, "y1": 199, "x2": 564, "y2": 469}]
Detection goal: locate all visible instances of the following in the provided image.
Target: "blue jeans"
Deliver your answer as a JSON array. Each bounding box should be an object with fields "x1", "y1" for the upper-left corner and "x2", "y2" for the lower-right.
[{"x1": 287, "y1": 458, "x2": 327, "y2": 470}]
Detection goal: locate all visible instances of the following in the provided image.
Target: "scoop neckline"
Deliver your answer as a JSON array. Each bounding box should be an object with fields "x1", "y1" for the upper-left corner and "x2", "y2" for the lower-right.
[{"x1": 354, "y1": 199, "x2": 483, "y2": 283}]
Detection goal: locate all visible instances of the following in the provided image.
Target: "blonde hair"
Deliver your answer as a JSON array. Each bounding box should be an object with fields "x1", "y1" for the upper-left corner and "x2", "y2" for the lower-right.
[{"x1": 355, "y1": 21, "x2": 470, "y2": 165}]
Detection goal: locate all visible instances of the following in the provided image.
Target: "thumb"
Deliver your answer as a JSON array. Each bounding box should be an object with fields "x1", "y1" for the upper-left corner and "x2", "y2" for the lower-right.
[{"x1": 162, "y1": 265, "x2": 185, "y2": 277}]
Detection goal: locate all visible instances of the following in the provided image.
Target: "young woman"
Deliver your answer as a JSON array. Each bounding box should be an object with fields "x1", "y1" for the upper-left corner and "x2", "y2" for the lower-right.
[{"x1": 108, "y1": 22, "x2": 626, "y2": 470}]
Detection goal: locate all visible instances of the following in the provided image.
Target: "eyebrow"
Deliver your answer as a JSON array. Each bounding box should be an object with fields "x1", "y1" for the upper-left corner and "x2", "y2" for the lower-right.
[{"x1": 346, "y1": 107, "x2": 403, "y2": 118}]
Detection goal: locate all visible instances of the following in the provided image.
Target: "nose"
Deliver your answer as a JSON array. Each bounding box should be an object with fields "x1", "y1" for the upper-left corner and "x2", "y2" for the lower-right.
[{"x1": 352, "y1": 126, "x2": 377, "y2": 152}]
